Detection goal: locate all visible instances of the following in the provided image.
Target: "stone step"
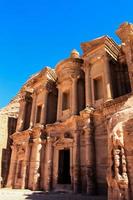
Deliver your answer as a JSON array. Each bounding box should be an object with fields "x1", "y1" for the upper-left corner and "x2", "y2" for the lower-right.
[
  {"x1": 53, "y1": 184, "x2": 72, "y2": 193},
  {"x1": 43, "y1": 194, "x2": 107, "y2": 200},
  {"x1": 0, "y1": 189, "x2": 107, "y2": 200}
]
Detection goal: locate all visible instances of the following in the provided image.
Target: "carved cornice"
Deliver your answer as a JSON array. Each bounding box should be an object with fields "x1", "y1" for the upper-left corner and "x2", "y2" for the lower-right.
[
  {"x1": 56, "y1": 58, "x2": 83, "y2": 83},
  {"x1": 81, "y1": 36, "x2": 120, "y2": 61},
  {"x1": 11, "y1": 130, "x2": 30, "y2": 144},
  {"x1": 53, "y1": 137, "x2": 73, "y2": 147},
  {"x1": 56, "y1": 57, "x2": 83, "y2": 71}
]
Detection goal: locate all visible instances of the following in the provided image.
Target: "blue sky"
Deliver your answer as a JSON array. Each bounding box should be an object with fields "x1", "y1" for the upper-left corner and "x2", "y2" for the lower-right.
[{"x1": 0, "y1": 0, "x2": 133, "y2": 108}]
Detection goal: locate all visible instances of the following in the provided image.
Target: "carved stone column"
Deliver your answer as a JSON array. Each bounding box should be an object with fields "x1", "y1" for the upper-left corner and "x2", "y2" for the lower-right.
[
  {"x1": 57, "y1": 86, "x2": 62, "y2": 121},
  {"x1": 104, "y1": 56, "x2": 113, "y2": 101},
  {"x1": 73, "y1": 130, "x2": 80, "y2": 193},
  {"x1": 85, "y1": 65, "x2": 92, "y2": 107},
  {"x1": 16, "y1": 96, "x2": 27, "y2": 132},
  {"x1": 6, "y1": 145, "x2": 17, "y2": 188},
  {"x1": 26, "y1": 143, "x2": 32, "y2": 188},
  {"x1": 32, "y1": 142, "x2": 42, "y2": 191},
  {"x1": 40, "y1": 89, "x2": 48, "y2": 125},
  {"x1": 44, "y1": 137, "x2": 53, "y2": 192},
  {"x1": 30, "y1": 91, "x2": 37, "y2": 128},
  {"x1": 40, "y1": 141, "x2": 46, "y2": 190},
  {"x1": 84, "y1": 127, "x2": 95, "y2": 194},
  {"x1": 28, "y1": 140, "x2": 42, "y2": 190},
  {"x1": 72, "y1": 77, "x2": 78, "y2": 115},
  {"x1": 21, "y1": 143, "x2": 29, "y2": 189}
]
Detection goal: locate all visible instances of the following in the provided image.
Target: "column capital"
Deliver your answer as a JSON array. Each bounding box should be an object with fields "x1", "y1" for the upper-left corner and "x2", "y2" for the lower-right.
[
  {"x1": 19, "y1": 95, "x2": 27, "y2": 103},
  {"x1": 84, "y1": 127, "x2": 91, "y2": 134},
  {"x1": 31, "y1": 90, "x2": 37, "y2": 97},
  {"x1": 71, "y1": 75, "x2": 80, "y2": 81},
  {"x1": 20, "y1": 91, "x2": 32, "y2": 100},
  {"x1": 11, "y1": 144, "x2": 17, "y2": 150},
  {"x1": 80, "y1": 106, "x2": 94, "y2": 117},
  {"x1": 35, "y1": 85, "x2": 48, "y2": 95},
  {"x1": 46, "y1": 136, "x2": 54, "y2": 143},
  {"x1": 84, "y1": 61, "x2": 92, "y2": 70},
  {"x1": 84, "y1": 65, "x2": 91, "y2": 75},
  {"x1": 32, "y1": 138, "x2": 42, "y2": 144}
]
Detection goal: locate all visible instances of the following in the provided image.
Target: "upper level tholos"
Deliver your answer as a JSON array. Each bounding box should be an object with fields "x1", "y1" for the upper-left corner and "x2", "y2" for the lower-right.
[
  {"x1": 15, "y1": 22, "x2": 133, "y2": 132},
  {"x1": 55, "y1": 49, "x2": 85, "y2": 121}
]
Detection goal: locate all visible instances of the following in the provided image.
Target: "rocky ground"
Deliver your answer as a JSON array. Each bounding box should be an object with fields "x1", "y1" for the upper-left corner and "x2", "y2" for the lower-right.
[{"x1": 0, "y1": 189, "x2": 107, "y2": 200}]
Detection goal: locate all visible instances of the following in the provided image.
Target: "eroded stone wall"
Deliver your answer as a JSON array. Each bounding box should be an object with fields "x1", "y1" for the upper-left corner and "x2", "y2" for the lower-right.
[
  {"x1": 104, "y1": 94, "x2": 133, "y2": 200},
  {"x1": 0, "y1": 97, "x2": 19, "y2": 187}
]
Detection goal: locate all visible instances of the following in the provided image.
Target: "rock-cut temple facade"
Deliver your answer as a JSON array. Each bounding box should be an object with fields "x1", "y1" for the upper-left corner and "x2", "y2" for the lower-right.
[{"x1": 1, "y1": 22, "x2": 133, "y2": 200}]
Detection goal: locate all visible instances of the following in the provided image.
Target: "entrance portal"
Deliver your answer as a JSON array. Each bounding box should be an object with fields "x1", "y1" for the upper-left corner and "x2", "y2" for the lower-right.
[{"x1": 58, "y1": 149, "x2": 71, "y2": 184}]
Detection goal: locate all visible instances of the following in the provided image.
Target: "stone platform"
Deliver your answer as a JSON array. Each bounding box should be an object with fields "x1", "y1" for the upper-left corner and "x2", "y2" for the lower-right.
[{"x1": 0, "y1": 189, "x2": 107, "y2": 200}]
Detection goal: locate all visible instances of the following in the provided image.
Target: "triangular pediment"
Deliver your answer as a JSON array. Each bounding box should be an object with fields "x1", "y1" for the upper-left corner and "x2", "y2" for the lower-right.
[{"x1": 25, "y1": 67, "x2": 57, "y2": 87}]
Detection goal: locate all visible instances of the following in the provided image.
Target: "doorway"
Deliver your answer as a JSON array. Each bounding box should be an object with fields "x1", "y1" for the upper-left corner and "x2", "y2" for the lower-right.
[{"x1": 58, "y1": 149, "x2": 71, "y2": 184}]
